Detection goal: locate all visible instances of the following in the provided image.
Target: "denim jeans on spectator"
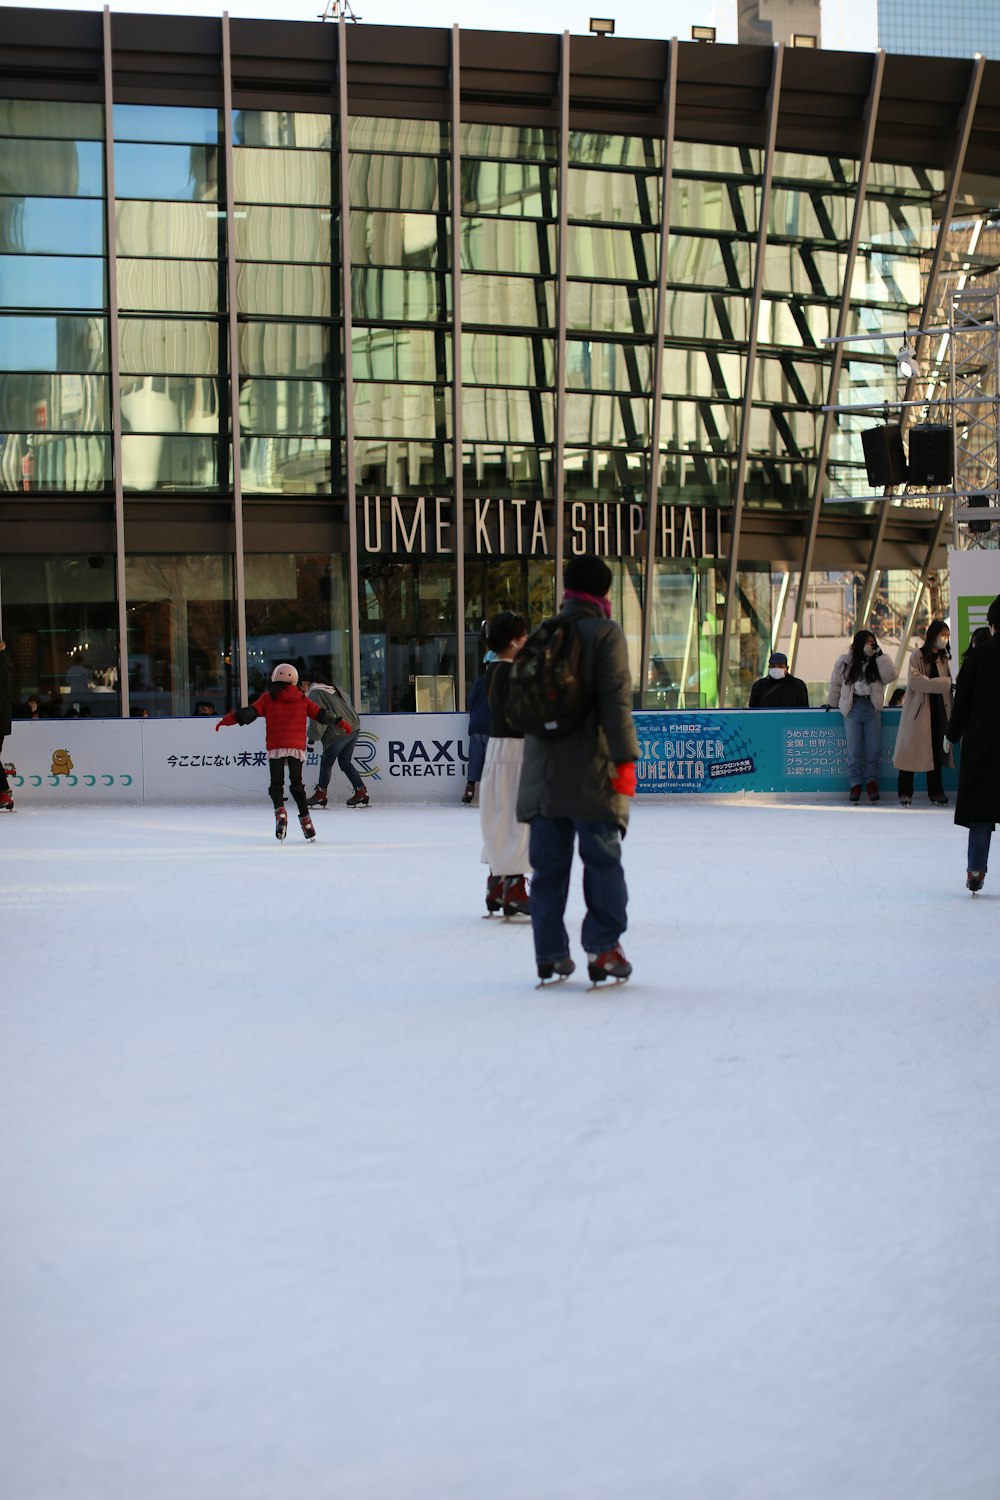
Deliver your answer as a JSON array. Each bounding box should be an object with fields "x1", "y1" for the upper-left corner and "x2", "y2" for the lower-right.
[
  {"x1": 528, "y1": 816, "x2": 627, "y2": 962},
  {"x1": 845, "y1": 696, "x2": 879, "y2": 786},
  {"x1": 968, "y1": 822, "x2": 992, "y2": 872},
  {"x1": 317, "y1": 730, "x2": 364, "y2": 792}
]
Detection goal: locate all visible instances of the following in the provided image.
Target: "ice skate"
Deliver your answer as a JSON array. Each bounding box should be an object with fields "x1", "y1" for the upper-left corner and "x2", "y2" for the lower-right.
[
  {"x1": 484, "y1": 874, "x2": 504, "y2": 916},
  {"x1": 587, "y1": 944, "x2": 632, "y2": 987},
  {"x1": 274, "y1": 806, "x2": 288, "y2": 840},
  {"x1": 0, "y1": 789, "x2": 14, "y2": 813},
  {"x1": 461, "y1": 781, "x2": 476, "y2": 805},
  {"x1": 299, "y1": 812, "x2": 316, "y2": 841},
  {"x1": 898, "y1": 793, "x2": 912, "y2": 806},
  {"x1": 929, "y1": 794, "x2": 949, "y2": 806},
  {"x1": 849, "y1": 784, "x2": 862, "y2": 804},
  {"x1": 502, "y1": 874, "x2": 530, "y2": 919},
  {"x1": 866, "y1": 780, "x2": 879, "y2": 803},
  {"x1": 306, "y1": 787, "x2": 328, "y2": 809},
  {"x1": 967, "y1": 870, "x2": 986, "y2": 895},
  {"x1": 536, "y1": 956, "x2": 575, "y2": 988},
  {"x1": 346, "y1": 787, "x2": 369, "y2": 807}
]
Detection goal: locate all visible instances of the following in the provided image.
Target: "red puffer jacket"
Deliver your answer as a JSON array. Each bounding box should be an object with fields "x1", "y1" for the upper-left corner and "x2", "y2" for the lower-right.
[{"x1": 219, "y1": 685, "x2": 321, "y2": 751}]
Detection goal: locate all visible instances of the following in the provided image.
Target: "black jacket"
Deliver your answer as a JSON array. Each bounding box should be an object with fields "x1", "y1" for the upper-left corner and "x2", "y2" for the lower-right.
[
  {"x1": 947, "y1": 632, "x2": 1000, "y2": 830},
  {"x1": 748, "y1": 672, "x2": 808, "y2": 709},
  {"x1": 485, "y1": 660, "x2": 522, "y2": 739},
  {"x1": 0, "y1": 648, "x2": 12, "y2": 738}
]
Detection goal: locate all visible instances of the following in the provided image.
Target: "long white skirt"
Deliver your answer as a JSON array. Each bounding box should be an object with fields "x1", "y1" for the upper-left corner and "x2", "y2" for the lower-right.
[{"x1": 479, "y1": 736, "x2": 532, "y2": 875}]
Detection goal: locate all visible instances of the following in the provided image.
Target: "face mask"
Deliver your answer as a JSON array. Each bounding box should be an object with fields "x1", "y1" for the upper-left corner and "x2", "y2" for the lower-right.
[
  {"x1": 936, "y1": 639, "x2": 950, "y2": 654},
  {"x1": 863, "y1": 644, "x2": 876, "y2": 657},
  {"x1": 768, "y1": 667, "x2": 785, "y2": 680}
]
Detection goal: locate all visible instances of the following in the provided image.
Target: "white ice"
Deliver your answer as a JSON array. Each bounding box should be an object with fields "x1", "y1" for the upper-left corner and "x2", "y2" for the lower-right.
[{"x1": 2, "y1": 799, "x2": 999, "y2": 1500}]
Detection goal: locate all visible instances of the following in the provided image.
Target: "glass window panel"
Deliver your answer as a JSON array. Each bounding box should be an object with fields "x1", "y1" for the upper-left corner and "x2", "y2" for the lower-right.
[
  {"x1": 0, "y1": 432, "x2": 111, "y2": 492},
  {"x1": 867, "y1": 162, "x2": 945, "y2": 197},
  {"x1": 564, "y1": 393, "x2": 651, "y2": 446},
  {"x1": 234, "y1": 205, "x2": 333, "y2": 265},
  {"x1": 566, "y1": 339, "x2": 652, "y2": 393},
  {"x1": 768, "y1": 183, "x2": 852, "y2": 241},
  {"x1": 121, "y1": 433, "x2": 221, "y2": 491},
  {"x1": 567, "y1": 226, "x2": 655, "y2": 282},
  {"x1": 460, "y1": 124, "x2": 557, "y2": 162},
  {"x1": 461, "y1": 444, "x2": 553, "y2": 501},
  {"x1": 351, "y1": 267, "x2": 450, "y2": 322},
  {"x1": 668, "y1": 233, "x2": 751, "y2": 287},
  {"x1": 459, "y1": 160, "x2": 553, "y2": 219},
  {"x1": 117, "y1": 259, "x2": 220, "y2": 314},
  {"x1": 462, "y1": 388, "x2": 554, "y2": 443},
  {"x1": 671, "y1": 178, "x2": 758, "y2": 233},
  {"x1": 762, "y1": 243, "x2": 843, "y2": 298},
  {"x1": 353, "y1": 382, "x2": 451, "y2": 439},
  {"x1": 661, "y1": 347, "x2": 743, "y2": 400},
  {"x1": 235, "y1": 112, "x2": 333, "y2": 150},
  {"x1": 568, "y1": 133, "x2": 661, "y2": 169},
  {"x1": 566, "y1": 280, "x2": 653, "y2": 335},
  {"x1": 771, "y1": 151, "x2": 856, "y2": 184},
  {"x1": 349, "y1": 210, "x2": 445, "y2": 269},
  {"x1": 563, "y1": 450, "x2": 648, "y2": 502},
  {"x1": 239, "y1": 323, "x2": 333, "y2": 379},
  {"x1": 120, "y1": 375, "x2": 225, "y2": 433},
  {"x1": 673, "y1": 143, "x2": 761, "y2": 177},
  {"x1": 661, "y1": 287, "x2": 750, "y2": 342},
  {"x1": 119, "y1": 319, "x2": 220, "y2": 377},
  {"x1": 239, "y1": 379, "x2": 331, "y2": 436},
  {"x1": 0, "y1": 372, "x2": 108, "y2": 431},
  {"x1": 660, "y1": 396, "x2": 741, "y2": 452},
  {"x1": 244, "y1": 555, "x2": 351, "y2": 699},
  {"x1": 462, "y1": 331, "x2": 553, "y2": 387},
  {"x1": 850, "y1": 246, "x2": 922, "y2": 307},
  {"x1": 355, "y1": 438, "x2": 452, "y2": 494},
  {"x1": 237, "y1": 263, "x2": 332, "y2": 318},
  {"x1": 348, "y1": 118, "x2": 446, "y2": 154},
  {"x1": 0, "y1": 197, "x2": 104, "y2": 255},
  {"x1": 125, "y1": 555, "x2": 235, "y2": 718},
  {"x1": 116, "y1": 200, "x2": 221, "y2": 259},
  {"x1": 0, "y1": 315, "x2": 107, "y2": 372},
  {"x1": 115, "y1": 143, "x2": 219, "y2": 203},
  {"x1": 241, "y1": 436, "x2": 334, "y2": 495},
  {"x1": 758, "y1": 297, "x2": 837, "y2": 347},
  {"x1": 350, "y1": 154, "x2": 441, "y2": 212},
  {"x1": 751, "y1": 356, "x2": 826, "y2": 405},
  {"x1": 234, "y1": 149, "x2": 332, "y2": 206},
  {"x1": 0, "y1": 554, "x2": 118, "y2": 717},
  {"x1": 0, "y1": 139, "x2": 104, "y2": 198},
  {"x1": 567, "y1": 167, "x2": 661, "y2": 225},
  {"x1": 460, "y1": 218, "x2": 554, "y2": 275},
  {"x1": 462, "y1": 273, "x2": 554, "y2": 329},
  {"x1": 0, "y1": 255, "x2": 104, "y2": 310},
  {"x1": 114, "y1": 105, "x2": 218, "y2": 145},
  {"x1": 353, "y1": 327, "x2": 449, "y2": 382},
  {"x1": 0, "y1": 101, "x2": 103, "y2": 140}
]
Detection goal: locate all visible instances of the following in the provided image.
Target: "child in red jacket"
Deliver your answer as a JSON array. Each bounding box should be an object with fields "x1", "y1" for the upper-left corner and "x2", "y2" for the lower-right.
[{"x1": 216, "y1": 663, "x2": 348, "y2": 840}]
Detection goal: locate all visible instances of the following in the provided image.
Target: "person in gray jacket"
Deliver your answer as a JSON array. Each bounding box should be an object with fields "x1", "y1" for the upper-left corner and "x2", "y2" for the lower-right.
[
  {"x1": 301, "y1": 676, "x2": 369, "y2": 808},
  {"x1": 516, "y1": 555, "x2": 640, "y2": 987}
]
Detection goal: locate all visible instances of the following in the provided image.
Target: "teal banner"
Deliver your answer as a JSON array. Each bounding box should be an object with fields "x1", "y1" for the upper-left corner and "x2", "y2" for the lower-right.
[{"x1": 634, "y1": 709, "x2": 957, "y2": 795}]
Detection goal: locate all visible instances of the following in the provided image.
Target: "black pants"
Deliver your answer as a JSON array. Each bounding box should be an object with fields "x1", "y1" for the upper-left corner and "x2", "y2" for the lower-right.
[
  {"x1": 898, "y1": 768, "x2": 943, "y2": 800},
  {"x1": 0, "y1": 736, "x2": 8, "y2": 793},
  {"x1": 268, "y1": 756, "x2": 308, "y2": 816}
]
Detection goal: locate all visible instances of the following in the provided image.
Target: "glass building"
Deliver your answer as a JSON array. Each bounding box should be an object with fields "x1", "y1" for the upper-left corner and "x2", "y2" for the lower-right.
[
  {"x1": 878, "y1": 0, "x2": 1000, "y2": 59},
  {"x1": 0, "y1": 11, "x2": 998, "y2": 717}
]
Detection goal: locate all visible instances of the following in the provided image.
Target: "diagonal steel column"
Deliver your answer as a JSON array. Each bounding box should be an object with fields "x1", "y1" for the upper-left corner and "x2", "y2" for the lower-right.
[
  {"x1": 718, "y1": 43, "x2": 784, "y2": 706},
  {"x1": 788, "y1": 49, "x2": 885, "y2": 673},
  {"x1": 102, "y1": 6, "x2": 129, "y2": 718},
  {"x1": 893, "y1": 502, "x2": 951, "y2": 680},
  {"x1": 639, "y1": 38, "x2": 678, "y2": 708},
  {"x1": 451, "y1": 24, "x2": 466, "y2": 710},
  {"x1": 553, "y1": 30, "x2": 570, "y2": 597},
  {"x1": 338, "y1": 16, "x2": 362, "y2": 704},
  {"x1": 221, "y1": 12, "x2": 249, "y2": 705}
]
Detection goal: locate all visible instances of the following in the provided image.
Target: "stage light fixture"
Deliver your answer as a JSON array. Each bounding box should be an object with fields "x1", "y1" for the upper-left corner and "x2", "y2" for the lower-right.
[
  {"x1": 897, "y1": 342, "x2": 922, "y2": 380},
  {"x1": 589, "y1": 17, "x2": 615, "y2": 35}
]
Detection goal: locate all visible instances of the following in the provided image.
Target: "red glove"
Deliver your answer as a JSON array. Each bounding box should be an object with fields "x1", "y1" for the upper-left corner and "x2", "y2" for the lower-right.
[
  {"x1": 337, "y1": 718, "x2": 353, "y2": 736},
  {"x1": 215, "y1": 711, "x2": 237, "y2": 731},
  {"x1": 610, "y1": 762, "x2": 636, "y2": 797}
]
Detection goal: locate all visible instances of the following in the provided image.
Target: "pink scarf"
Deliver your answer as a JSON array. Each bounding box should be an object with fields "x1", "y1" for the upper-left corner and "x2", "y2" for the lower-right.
[{"x1": 563, "y1": 588, "x2": 612, "y2": 619}]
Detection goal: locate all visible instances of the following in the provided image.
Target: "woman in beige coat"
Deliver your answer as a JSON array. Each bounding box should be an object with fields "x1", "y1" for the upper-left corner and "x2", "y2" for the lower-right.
[{"x1": 892, "y1": 619, "x2": 953, "y2": 806}]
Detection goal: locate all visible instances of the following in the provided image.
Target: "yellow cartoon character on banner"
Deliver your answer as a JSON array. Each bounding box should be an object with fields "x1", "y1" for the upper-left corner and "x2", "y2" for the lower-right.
[{"x1": 51, "y1": 749, "x2": 74, "y2": 777}]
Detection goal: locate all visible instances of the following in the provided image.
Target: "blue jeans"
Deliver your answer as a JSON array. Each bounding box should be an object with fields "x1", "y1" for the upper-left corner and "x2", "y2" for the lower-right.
[
  {"x1": 317, "y1": 730, "x2": 364, "y2": 793},
  {"x1": 528, "y1": 816, "x2": 628, "y2": 962},
  {"x1": 845, "y1": 697, "x2": 879, "y2": 786},
  {"x1": 968, "y1": 822, "x2": 992, "y2": 873}
]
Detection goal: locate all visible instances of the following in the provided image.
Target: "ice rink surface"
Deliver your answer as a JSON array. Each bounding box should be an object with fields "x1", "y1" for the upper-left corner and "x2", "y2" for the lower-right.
[{"x1": 2, "y1": 797, "x2": 999, "y2": 1500}]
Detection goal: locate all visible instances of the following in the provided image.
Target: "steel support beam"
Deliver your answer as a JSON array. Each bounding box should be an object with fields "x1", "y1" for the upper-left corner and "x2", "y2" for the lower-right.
[
  {"x1": 893, "y1": 503, "x2": 952, "y2": 679},
  {"x1": 552, "y1": 30, "x2": 570, "y2": 601},
  {"x1": 450, "y1": 24, "x2": 466, "y2": 710},
  {"x1": 338, "y1": 16, "x2": 362, "y2": 705},
  {"x1": 102, "y1": 6, "x2": 130, "y2": 718},
  {"x1": 221, "y1": 12, "x2": 249, "y2": 706}
]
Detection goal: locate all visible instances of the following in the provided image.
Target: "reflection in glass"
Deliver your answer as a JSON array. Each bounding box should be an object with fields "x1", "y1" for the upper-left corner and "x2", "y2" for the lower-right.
[
  {"x1": 566, "y1": 281, "x2": 653, "y2": 335},
  {"x1": 0, "y1": 315, "x2": 107, "y2": 372},
  {"x1": 114, "y1": 105, "x2": 219, "y2": 146},
  {"x1": 0, "y1": 255, "x2": 105, "y2": 310},
  {"x1": 564, "y1": 392, "x2": 651, "y2": 447},
  {"x1": 567, "y1": 167, "x2": 661, "y2": 224},
  {"x1": 122, "y1": 433, "x2": 221, "y2": 492},
  {"x1": 237, "y1": 263, "x2": 333, "y2": 318},
  {"x1": 569, "y1": 132, "x2": 661, "y2": 169},
  {"x1": 235, "y1": 112, "x2": 333, "y2": 150},
  {"x1": 355, "y1": 438, "x2": 452, "y2": 493},
  {"x1": 647, "y1": 559, "x2": 723, "y2": 709},
  {"x1": 567, "y1": 225, "x2": 655, "y2": 282},
  {"x1": 353, "y1": 326, "x2": 449, "y2": 382},
  {"x1": 0, "y1": 197, "x2": 104, "y2": 255},
  {"x1": 349, "y1": 211, "x2": 446, "y2": 269},
  {"x1": 459, "y1": 160, "x2": 553, "y2": 218},
  {"x1": 119, "y1": 319, "x2": 220, "y2": 377},
  {"x1": 234, "y1": 205, "x2": 333, "y2": 264},
  {"x1": 239, "y1": 379, "x2": 331, "y2": 436},
  {"x1": 565, "y1": 339, "x2": 652, "y2": 393},
  {"x1": 117, "y1": 259, "x2": 220, "y2": 314},
  {"x1": 116, "y1": 200, "x2": 221, "y2": 259},
  {"x1": 462, "y1": 444, "x2": 552, "y2": 500},
  {"x1": 460, "y1": 123, "x2": 557, "y2": 161},
  {"x1": 357, "y1": 557, "x2": 455, "y2": 713},
  {"x1": 350, "y1": 154, "x2": 441, "y2": 212},
  {"x1": 348, "y1": 118, "x2": 446, "y2": 154},
  {"x1": 0, "y1": 101, "x2": 103, "y2": 140},
  {"x1": 239, "y1": 323, "x2": 332, "y2": 379},
  {"x1": 0, "y1": 432, "x2": 110, "y2": 492},
  {"x1": 353, "y1": 382, "x2": 451, "y2": 439},
  {"x1": 244, "y1": 554, "x2": 351, "y2": 698},
  {"x1": 0, "y1": 139, "x2": 103, "y2": 198},
  {"x1": 462, "y1": 388, "x2": 553, "y2": 443},
  {"x1": 234, "y1": 149, "x2": 332, "y2": 206},
  {"x1": 241, "y1": 436, "x2": 334, "y2": 494},
  {"x1": 462, "y1": 331, "x2": 553, "y2": 387},
  {"x1": 563, "y1": 447, "x2": 647, "y2": 502},
  {"x1": 460, "y1": 218, "x2": 554, "y2": 275},
  {"x1": 120, "y1": 375, "x2": 224, "y2": 434},
  {"x1": 462, "y1": 273, "x2": 554, "y2": 329},
  {"x1": 0, "y1": 554, "x2": 118, "y2": 718},
  {"x1": 115, "y1": 144, "x2": 219, "y2": 203},
  {"x1": 0, "y1": 372, "x2": 108, "y2": 430},
  {"x1": 351, "y1": 267, "x2": 450, "y2": 322},
  {"x1": 125, "y1": 554, "x2": 235, "y2": 717}
]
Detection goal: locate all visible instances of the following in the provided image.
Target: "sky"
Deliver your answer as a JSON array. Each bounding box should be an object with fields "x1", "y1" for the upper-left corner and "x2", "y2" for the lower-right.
[{"x1": 1, "y1": 0, "x2": 880, "y2": 52}]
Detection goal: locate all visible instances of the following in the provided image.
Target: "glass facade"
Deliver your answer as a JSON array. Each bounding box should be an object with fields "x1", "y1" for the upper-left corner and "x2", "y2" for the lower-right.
[
  {"x1": 0, "y1": 21, "x2": 994, "y2": 718},
  {"x1": 878, "y1": 0, "x2": 1000, "y2": 59}
]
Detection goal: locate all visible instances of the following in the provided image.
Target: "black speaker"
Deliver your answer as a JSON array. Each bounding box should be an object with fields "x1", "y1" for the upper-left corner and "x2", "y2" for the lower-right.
[
  {"x1": 861, "y1": 424, "x2": 907, "y2": 487},
  {"x1": 967, "y1": 491, "x2": 994, "y2": 535},
  {"x1": 907, "y1": 424, "x2": 953, "y2": 485}
]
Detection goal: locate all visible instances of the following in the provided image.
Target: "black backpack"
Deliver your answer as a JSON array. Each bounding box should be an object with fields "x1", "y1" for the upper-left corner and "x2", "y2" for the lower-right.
[{"x1": 504, "y1": 613, "x2": 592, "y2": 738}]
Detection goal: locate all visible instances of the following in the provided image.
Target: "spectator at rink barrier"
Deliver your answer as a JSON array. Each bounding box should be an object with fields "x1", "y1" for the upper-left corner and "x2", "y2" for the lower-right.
[
  {"x1": 748, "y1": 651, "x2": 809, "y2": 709},
  {"x1": 14, "y1": 694, "x2": 42, "y2": 720},
  {"x1": 301, "y1": 676, "x2": 368, "y2": 809},
  {"x1": 962, "y1": 626, "x2": 991, "y2": 667},
  {"x1": 825, "y1": 628, "x2": 896, "y2": 804},
  {"x1": 479, "y1": 611, "x2": 530, "y2": 919},
  {"x1": 0, "y1": 639, "x2": 13, "y2": 811},
  {"x1": 945, "y1": 594, "x2": 1000, "y2": 894},
  {"x1": 888, "y1": 688, "x2": 906, "y2": 708},
  {"x1": 516, "y1": 555, "x2": 639, "y2": 988},
  {"x1": 892, "y1": 619, "x2": 953, "y2": 807},
  {"x1": 461, "y1": 627, "x2": 492, "y2": 806},
  {"x1": 194, "y1": 700, "x2": 216, "y2": 716},
  {"x1": 216, "y1": 663, "x2": 338, "y2": 841}
]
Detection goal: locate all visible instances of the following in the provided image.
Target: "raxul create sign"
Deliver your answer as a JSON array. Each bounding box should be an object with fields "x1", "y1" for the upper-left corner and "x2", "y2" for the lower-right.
[{"x1": 360, "y1": 496, "x2": 726, "y2": 560}]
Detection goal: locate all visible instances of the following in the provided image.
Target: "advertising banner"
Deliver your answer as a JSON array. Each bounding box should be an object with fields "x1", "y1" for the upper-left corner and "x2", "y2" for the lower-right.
[
  {"x1": 4, "y1": 721, "x2": 143, "y2": 804},
  {"x1": 948, "y1": 548, "x2": 1000, "y2": 659}
]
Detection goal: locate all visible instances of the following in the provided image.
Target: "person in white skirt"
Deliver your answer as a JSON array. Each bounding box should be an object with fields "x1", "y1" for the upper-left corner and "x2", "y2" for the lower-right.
[{"x1": 479, "y1": 610, "x2": 531, "y2": 917}]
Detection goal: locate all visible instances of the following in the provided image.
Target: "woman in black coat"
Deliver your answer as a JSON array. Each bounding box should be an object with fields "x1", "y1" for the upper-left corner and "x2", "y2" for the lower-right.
[
  {"x1": 946, "y1": 597, "x2": 1000, "y2": 892},
  {"x1": 0, "y1": 639, "x2": 13, "y2": 810}
]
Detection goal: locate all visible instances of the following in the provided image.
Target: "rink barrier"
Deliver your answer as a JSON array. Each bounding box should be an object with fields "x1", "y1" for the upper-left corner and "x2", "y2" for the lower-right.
[{"x1": 2, "y1": 709, "x2": 957, "y2": 805}]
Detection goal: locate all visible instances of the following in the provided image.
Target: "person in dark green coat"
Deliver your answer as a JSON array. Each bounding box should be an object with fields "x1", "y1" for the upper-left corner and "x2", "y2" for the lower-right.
[{"x1": 516, "y1": 555, "x2": 640, "y2": 987}]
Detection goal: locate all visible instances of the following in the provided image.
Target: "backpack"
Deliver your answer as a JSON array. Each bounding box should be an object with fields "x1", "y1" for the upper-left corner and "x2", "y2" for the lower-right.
[{"x1": 504, "y1": 613, "x2": 592, "y2": 739}]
